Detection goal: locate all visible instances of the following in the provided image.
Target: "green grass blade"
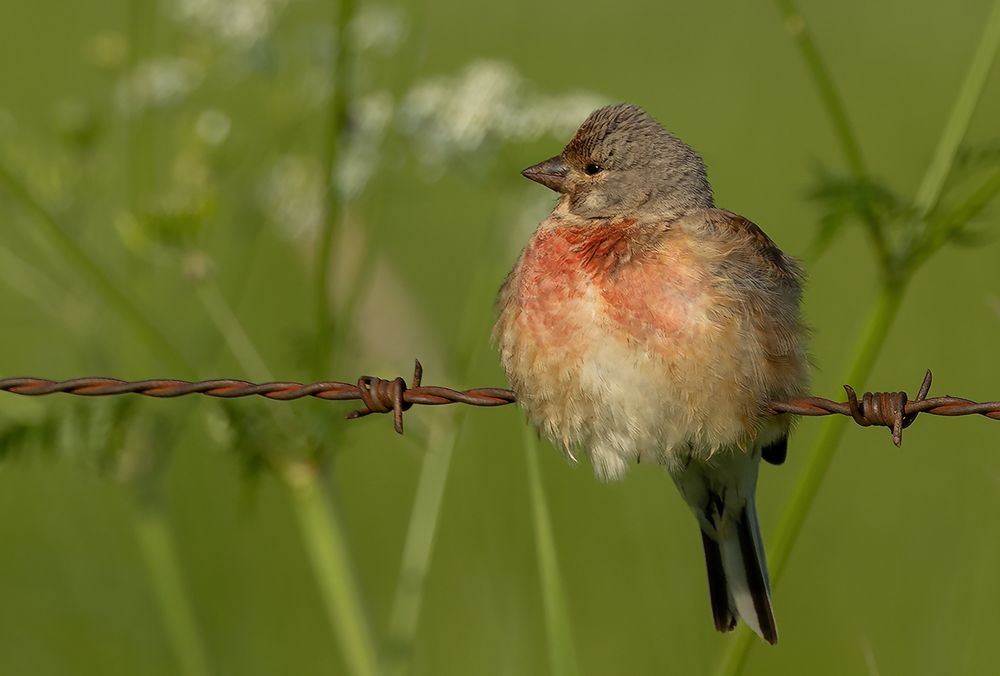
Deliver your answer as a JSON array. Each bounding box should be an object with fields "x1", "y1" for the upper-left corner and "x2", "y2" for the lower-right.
[
  {"x1": 381, "y1": 205, "x2": 509, "y2": 673},
  {"x1": 772, "y1": 0, "x2": 891, "y2": 268},
  {"x1": 913, "y1": 0, "x2": 1000, "y2": 216},
  {"x1": 288, "y1": 467, "x2": 381, "y2": 676},
  {"x1": 132, "y1": 499, "x2": 213, "y2": 676},
  {"x1": 313, "y1": 0, "x2": 359, "y2": 380},
  {"x1": 524, "y1": 428, "x2": 580, "y2": 676},
  {"x1": 0, "y1": 155, "x2": 209, "y2": 676},
  {"x1": 384, "y1": 418, "x2": 461, "y2": 676},
  {"x1": 0, "y1": 162, "x2": 191, "y2": 374},
  {"x1": 195, "y1": 278, "x2": 381, "y2": 675}
]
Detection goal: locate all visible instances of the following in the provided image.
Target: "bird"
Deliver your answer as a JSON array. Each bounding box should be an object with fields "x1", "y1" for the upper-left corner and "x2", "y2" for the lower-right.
[{"x1": 493, "y1": 103, "x2": 809, "y2": 644}]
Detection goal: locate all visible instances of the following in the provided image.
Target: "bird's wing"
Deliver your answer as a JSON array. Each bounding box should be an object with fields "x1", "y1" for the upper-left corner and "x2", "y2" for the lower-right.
[{"x1": 680, "y1": 208, "x2": 810, "y2": 408}]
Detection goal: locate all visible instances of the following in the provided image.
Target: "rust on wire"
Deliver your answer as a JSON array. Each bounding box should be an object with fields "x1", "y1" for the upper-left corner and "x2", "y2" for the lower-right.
[
  {"x1": 0, "y1": 360, "x2": 515, "y2": 435},
  {"x1": 1, "y1": 364, "x2": 998, "y2": 444}
]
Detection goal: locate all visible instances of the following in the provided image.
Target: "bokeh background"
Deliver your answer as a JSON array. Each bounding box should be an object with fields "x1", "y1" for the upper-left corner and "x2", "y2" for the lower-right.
[{"x1": 2, "y1": 1, "x2": 1000, "y2": 674}]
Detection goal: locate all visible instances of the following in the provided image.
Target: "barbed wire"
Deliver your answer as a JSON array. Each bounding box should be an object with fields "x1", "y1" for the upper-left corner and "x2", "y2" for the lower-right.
[{"x1": 1, "y1": 362, "x2": 998, "y2": 445}]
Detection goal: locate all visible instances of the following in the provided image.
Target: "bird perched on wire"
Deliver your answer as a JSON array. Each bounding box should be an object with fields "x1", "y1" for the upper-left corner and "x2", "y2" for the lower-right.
[{"x1": 494, "y1": 103, "x2": 809, "y2": 644}]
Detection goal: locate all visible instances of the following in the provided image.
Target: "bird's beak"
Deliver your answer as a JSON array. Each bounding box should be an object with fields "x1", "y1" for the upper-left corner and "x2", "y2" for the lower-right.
[{"x1": 521, "y1": 155, "x2": 570, "y2": 193}]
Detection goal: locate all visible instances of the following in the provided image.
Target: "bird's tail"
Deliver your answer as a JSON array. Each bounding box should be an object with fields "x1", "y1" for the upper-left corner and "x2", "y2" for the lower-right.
[{"x1": 700, "y1": 497, "x2": 777, "y2": 644}]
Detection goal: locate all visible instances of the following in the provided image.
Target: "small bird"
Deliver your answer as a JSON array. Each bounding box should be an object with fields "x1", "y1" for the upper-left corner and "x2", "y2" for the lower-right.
[{"x1": 494, "y1": 103, "x2": 809, "y2": 644}]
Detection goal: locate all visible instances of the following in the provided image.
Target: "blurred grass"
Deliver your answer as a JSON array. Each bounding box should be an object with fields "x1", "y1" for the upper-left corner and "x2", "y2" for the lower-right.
[
  {"x1": 524, "y1": 428, "x2": 580, "y2": 676},
  {"x1": 1, "y1": 1, "x2": 1000, "y2": 675}
]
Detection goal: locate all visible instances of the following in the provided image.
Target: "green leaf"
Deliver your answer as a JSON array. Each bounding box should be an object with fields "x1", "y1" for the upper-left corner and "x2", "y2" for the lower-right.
[{"x1": 806, "y1": 170, "x2": 911, "y2": 260}]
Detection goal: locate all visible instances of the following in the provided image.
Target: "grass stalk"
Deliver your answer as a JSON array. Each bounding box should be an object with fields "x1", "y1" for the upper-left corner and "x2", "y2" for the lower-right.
[
  {"x1": 0, "y1": 160, "x2": 210, "y2": 675},
  {"x1": 314, "y1": 0, "x2": 359, "y2": 380},
  {"x1": 0, "y1": 162, "x2": 189, "y2": 374},
  {"x1": 524, "y1": 428, "x2": 580, "y2": 676},
  {"x1": 912, "y1": 0, "x2": 1000, "y2": 216},
  {"x1": 287, "y1": 466, "x2": 380, "y2": 676},
  {"x1": 765, "y1": 283, "x2": 902, "y2": 585},
  {"x1": 0, "y1": 237, "x2": 210, "y2": 676},
  {"x1": 382, "y1": 217, "x2": 503, "y2": 673},
  {"x1": 772, "y1": 0, "x2": 891, "y2": 270},
  {"x1": 132, "y1": 498, "x2": 212, "y2": 676},
  {"x1": 384, "y1": 419, "x2": 460, "y2": 676},
  {"x1": 195, "y1": 278, "x2": 380, "y2": 676},
  {"x1": 914, "y1": 163, "x2": 1000, "y2": 270},
  {"x1": 120, "y1": 4, "x2": 214, "y2": 670},
  {"x1": 126, "y1": 0, "x2": 156, "y2": 214},
  {"x1": 195, "y1": 282, "x2": 273, "y2": 380},
  {"x1": 0, "y1": 243, "x2": 72, "y2": 318}
]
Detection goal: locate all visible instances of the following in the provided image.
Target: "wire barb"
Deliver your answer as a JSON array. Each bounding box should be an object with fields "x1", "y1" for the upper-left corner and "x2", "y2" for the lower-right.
[
  {"x1": 843, "y1": 370, "x2": 932, "y2": 446},
  {"x1": 2, "y1": 365, "x2": 998, "y2": 444},
  {"x1": 347, "y1": 359, "x2": 423, "y2": 433}
]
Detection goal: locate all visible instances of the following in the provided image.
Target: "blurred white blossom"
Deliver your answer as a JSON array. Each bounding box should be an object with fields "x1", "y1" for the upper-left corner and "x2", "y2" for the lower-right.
[
  {"x1": 350, "y1": 5, "x2": 406, "y2": 54},
  {"x1": 259, "y1": 155, "x2": 324, "y2": 242},
  {"x1": 168, "y1": 0, "x2": 288, "y2": 47},
  {"x1": 337, "y1": 90, "x2": 394, "y2": 197},
  {"x1": 399, "y1": 60, "x2": 606, "y2": 169},
  {"x1": 263, "y1": 57, "x2": 606, "y2": 242},
  {"x1": 296, "y1": 6, "x2": 407, "y2": 109},
  {"x1": 117, "y1": 57, "x2": 204, "y2": 113},
  {"x1": 195, "y1": 108, "x2": 232, "y2": 145}
]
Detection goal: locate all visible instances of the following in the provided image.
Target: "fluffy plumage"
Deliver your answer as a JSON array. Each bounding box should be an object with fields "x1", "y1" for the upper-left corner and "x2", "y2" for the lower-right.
[{"x1": 494, "y1": 103, "x2": 809, "y2": 643}]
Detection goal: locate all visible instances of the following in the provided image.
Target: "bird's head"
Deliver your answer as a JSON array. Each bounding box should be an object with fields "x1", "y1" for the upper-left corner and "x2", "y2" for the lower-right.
[{"x1": 522, "y1": 103, "x2": 714, "y2": 220}]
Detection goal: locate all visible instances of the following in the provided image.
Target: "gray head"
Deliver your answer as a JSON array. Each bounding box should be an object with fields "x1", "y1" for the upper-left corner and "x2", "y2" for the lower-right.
[{"x1": 522, "y1": 104, "x2": 714, "y2": 220}]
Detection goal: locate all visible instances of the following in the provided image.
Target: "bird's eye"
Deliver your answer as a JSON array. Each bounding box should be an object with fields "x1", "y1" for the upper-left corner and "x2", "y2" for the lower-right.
[{"x1": 584, "y1": 163, "x2": 603, "y2": 175}]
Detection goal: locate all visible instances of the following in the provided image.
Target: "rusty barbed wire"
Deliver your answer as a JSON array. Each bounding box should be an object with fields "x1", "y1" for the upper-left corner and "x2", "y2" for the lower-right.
[{"x1": 1, "y1": 363, "x2": 998, "y2": 444}]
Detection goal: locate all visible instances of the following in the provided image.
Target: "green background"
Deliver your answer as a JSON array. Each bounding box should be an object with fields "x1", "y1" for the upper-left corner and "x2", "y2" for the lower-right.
[{"x1": 1, "y1": 0, "x2": 999, "y2": 674}]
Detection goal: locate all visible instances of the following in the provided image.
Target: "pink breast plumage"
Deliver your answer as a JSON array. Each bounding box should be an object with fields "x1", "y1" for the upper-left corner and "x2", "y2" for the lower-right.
[{"x1": 513, "y1": 224, "x2": 703, "y2": 349}]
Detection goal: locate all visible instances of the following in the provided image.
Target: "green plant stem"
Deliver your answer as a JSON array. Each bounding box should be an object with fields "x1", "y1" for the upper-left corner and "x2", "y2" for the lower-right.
[
  {"x1": 906, "y1": 0, "x2": 1000, "y2": 267},
  {"x1": 287, "y1": 467, "x2": 380, "y2": 676},
  {"x1": 119, "y1": 8, "x2": 210, "y2": 672},
  {"x1": 384, "y1": 418, "x2": 460, "y2": 676},
  {"x1": 195, "y1": 281, "x2": 273, "y2": 380},
  {"x1": 195, "y1": 278, "x2": 380, "y2": 675},
  {"x1": 914, "y1": 163, "x2": 1000, "y2": 269},
  {"x1": 716, "y1": 282, "x2": 904, "y2": 676},
  {"x1": 913, "y1": 0, "x2": 1000, "y2": 216},
  {"x1": 0, "y1": 243, "x2": 70, "y2": 318},
  {"x1": 383, "y1": 264, "x2": 497, "y2": 672},
  {"x1": 769, "y1": 283, "x2": 903, "y2": 585},
  {"x1": 126, "y1": 0, "x2": 156, "y2": 213},
  {"x1": 314, "y1": 0, "x2": 359, "y2": 380},
  {"x1": 132, "y1": 499, "x2": 212, "y2": 676},
  {"x1": 0, "y1": 161, "x2": 209, "y2": 674},
  {"x1": 773, "y1": 0, "x2": 892, "y2": 270},
  {"x1": 284, "y1": 478, "x2": 380, "y2": 676},
  {"x1": 940, "y1": 164, "x2": 1000, "y2": 231},
  {"x1": 524, "y1": 428, "x2": 579, "y2": 676},
  {"x1": 0, "y1": 162, "x2": 190, "y2": 374},
  {"x1": 0, "y1": 236, "x2": 210, "y2": 676}
]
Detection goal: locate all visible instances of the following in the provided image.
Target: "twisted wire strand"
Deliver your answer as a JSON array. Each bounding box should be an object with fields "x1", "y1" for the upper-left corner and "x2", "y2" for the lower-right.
[{"x1": 1, "y1": 363, "x2": 997, "y2": 443}]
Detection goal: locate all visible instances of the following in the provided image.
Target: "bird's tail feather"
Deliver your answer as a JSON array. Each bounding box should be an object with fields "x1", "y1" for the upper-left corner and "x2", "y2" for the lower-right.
[{"x1": 701, "y1": 499, "x2": 777, "y2": 644}]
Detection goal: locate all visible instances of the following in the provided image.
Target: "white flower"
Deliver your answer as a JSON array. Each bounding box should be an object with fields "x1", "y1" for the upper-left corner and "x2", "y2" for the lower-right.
[
  {"x1": 168, "y1": 0, "x2": 288, "y2": 47},
  {"x1": 195, "y1": 109, "x2": 232, "y2": 145},
  {"x1": 337, "y1": 91, "x2": 394, "y2": 197},
  {"x1": 117, "y1": 57, "x2": 203, "y2": 113},
  {"x1": 258, "y1": 155, "x2": 324, "y2": 242},
  {"x1": 399, "y1": 60, "x2": 606, "y2": 169},
  {"x1": 351, "y1": 5, "x2": 406, "y2": 54}
]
